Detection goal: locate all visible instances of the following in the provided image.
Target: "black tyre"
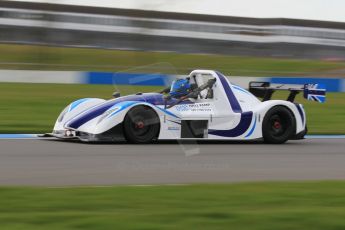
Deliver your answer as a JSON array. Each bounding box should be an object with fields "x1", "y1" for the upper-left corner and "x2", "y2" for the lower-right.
[
  {"x1": 123, "y1": 106, "x2": 160, "y2": 143},
  {"x1": 262, "y1": 106, "x2": 296, "y2": 144}
]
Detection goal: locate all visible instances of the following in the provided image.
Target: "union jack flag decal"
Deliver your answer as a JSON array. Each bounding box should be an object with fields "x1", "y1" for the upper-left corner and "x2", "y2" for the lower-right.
[{"x1": 304, "y1": 84, "x2": 326, "y2": 103}]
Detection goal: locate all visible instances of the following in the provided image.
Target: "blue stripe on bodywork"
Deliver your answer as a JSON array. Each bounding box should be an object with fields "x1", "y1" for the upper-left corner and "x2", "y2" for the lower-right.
[
  {"x1": 166, "y1": 119, "x2": 181, "y2": 125},
  {"x1": 295, "y1": 104, "x2": 305, "y2": 126},
  {"x1": 108, "y1": 103, "x2": 180, "y2": 119},
  {"x1": 207, "y1": 72, "x2": 254, "y2": 137},
  {"x1": 245, "y1": 115, "x2": 257, "y2": 138},
  {"x1": 208, "y1": 112, "x2": 253, "y2": 137},
  {"x1": 66, "y1": 93, "x2": 184, "y2": 129},
  {"x1": 216, "y1": 72, "x2": 242, "y2": 113},
  {"x1": 69, "y1": 98, "x2": 91, "y2": 112},
  {"x1": 67, "y1": 100, "x2": 115, "y2": 129},
  {"x1": 154, "y1": 106, "x2": 180, "y2": 118},
  {"x1": 108, "y1": 101, "x2": 139, "y2": 118},
  {"x1": 233, "y1": 85, "x2": 252, "y2": 95}
]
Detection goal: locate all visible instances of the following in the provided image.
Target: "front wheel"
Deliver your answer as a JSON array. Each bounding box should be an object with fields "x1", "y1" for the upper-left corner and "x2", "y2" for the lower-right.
[
  {"x1": 262, "y1": 106, "x2": 296, "y2": 144},
  {"x1": 123, "y1": 106, "x2": 160, "y2": 144}
]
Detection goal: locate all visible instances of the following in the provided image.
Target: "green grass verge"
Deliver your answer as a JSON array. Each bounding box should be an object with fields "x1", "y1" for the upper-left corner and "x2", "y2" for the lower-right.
[
  {"x1": 2, "y1": 44, "x2": 345, "y2": 76},
  {"x1": 0, "y1": 83, "x2": 343, "y2": 134},
  {"x1": 1, "y1": 181, "x2": 345, "y2": 229},
  {"x1": 0, "y1": 83, "x2": 159, "y2": 133}
]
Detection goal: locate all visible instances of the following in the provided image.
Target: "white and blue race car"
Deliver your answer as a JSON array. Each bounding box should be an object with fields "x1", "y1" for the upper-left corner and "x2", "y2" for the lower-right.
[{"x1": 48, "y1": 70, "x2": 326, "y2": 144}]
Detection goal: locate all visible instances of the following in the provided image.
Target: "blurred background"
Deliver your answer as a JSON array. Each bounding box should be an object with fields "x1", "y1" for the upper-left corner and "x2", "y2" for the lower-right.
[
  {"x1": 3, "y1": 0, "x2": 345, "y2": 60},
  {"x1": 1, "y1": 3, "x2": 345, "y2": 229},
  {"x1": 0, "y1": 0, "x2": 344, "y2": 134}
]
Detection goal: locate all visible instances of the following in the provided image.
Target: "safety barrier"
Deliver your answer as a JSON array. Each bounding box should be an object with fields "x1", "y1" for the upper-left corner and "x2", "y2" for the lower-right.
[{"x1": 0, "y1": 70, "x2": 344, "y2": 92}]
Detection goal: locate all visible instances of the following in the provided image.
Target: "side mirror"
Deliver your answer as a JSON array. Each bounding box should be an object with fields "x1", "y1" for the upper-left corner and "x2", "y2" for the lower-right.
[{"x1": 112, "y1": 92, "x2": 121, "y2": 98}]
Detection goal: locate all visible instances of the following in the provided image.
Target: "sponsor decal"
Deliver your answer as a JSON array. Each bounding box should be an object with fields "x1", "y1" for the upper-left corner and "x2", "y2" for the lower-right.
[
  {"x1": 168, "y1": 127, "x2": 180, "y2": 131},
  {"x1": 175, "y1": 103, "x2": 213, "y2": 112}
]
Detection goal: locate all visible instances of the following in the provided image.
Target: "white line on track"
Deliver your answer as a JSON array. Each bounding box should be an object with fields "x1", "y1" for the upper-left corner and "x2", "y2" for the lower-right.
[
  {"x1": 305, "y1": 135, "x2": 345, "y2": 139},
  {"x1": 0, "y1": 134, "x2": 344, "y2": 139}
]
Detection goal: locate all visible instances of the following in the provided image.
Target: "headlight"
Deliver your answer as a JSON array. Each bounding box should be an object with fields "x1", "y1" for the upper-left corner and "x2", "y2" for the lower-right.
[
  {"x1": 57, "y1": 106, "x2": 69, "y2": 122},
  {"x1": 97, "y1": 107, "x2": 120, "y2": 124}
]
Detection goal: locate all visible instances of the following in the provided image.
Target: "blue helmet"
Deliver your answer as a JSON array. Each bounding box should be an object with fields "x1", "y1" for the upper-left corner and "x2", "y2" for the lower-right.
[{"x1": 169, "y1": 78, "x2": 192, "y2": 98}]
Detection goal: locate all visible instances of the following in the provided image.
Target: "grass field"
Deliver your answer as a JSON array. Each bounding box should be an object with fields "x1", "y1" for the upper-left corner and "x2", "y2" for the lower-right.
[
  {"x1": 2, "y1": 44, "x2": 345, "y2": 76},
  {"x1": 0, "y1": 181, "x2": 345, "y2": 229},
  {"x1": 0, "y1": 83, "x2": 343, "y2": 134}
]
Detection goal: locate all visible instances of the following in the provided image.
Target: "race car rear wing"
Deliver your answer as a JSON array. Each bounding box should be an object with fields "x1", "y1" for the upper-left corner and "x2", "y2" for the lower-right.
[{"x1": 249, "y1": 82, "x2": 326, "y2": 103}]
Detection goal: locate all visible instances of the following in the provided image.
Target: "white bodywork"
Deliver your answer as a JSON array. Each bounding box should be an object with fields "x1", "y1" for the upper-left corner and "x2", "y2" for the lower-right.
[{"x1": 52, "y1": 70, "x2": 306, "y2": 141}]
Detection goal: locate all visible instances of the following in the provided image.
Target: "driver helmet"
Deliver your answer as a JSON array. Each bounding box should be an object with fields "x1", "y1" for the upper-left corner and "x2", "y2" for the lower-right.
[{"x1": 169, "y1": 78, "x2": 192, "y2": 98}]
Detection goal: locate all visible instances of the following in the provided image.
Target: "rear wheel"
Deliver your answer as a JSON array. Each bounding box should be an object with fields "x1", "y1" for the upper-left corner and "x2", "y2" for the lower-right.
[
  {"x1": 123, "y1": 106, "x2": 160, "y2": 143},
  {"x1": 262, "y1": 106, "x2": 296, "y2": 144}
]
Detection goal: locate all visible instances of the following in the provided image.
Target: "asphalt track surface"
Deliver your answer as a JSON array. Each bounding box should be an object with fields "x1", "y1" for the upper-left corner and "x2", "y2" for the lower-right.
[{"x1": 0, "y1": 138, "x2": 344, "y2": 186}]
